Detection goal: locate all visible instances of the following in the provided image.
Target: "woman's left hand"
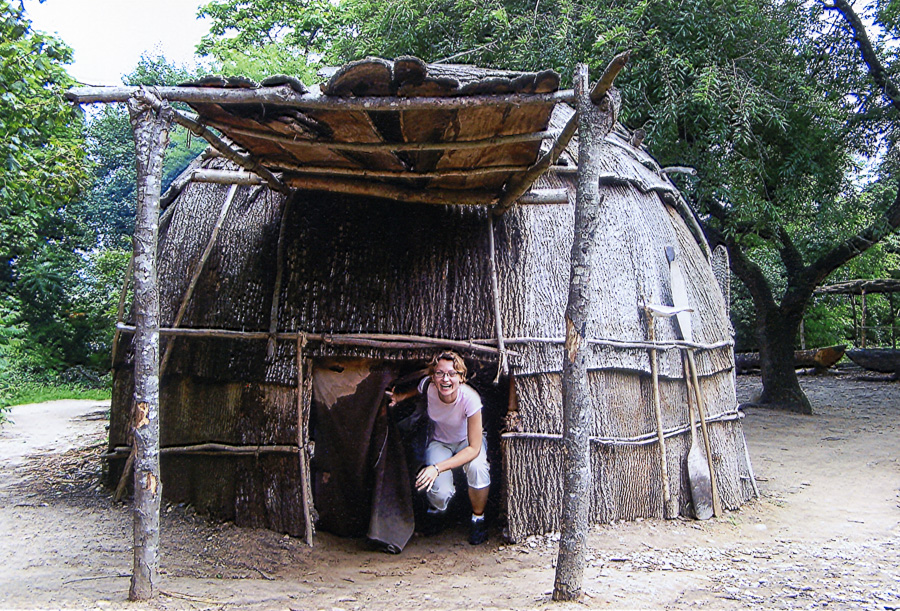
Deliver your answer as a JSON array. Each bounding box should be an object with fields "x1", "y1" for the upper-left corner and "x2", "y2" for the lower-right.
[{"x1": 415, "y1": 464, "x2": 440, "y2": 492}]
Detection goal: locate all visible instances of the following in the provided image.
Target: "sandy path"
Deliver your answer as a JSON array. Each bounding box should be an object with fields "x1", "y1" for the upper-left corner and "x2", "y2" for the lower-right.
[{"x1": 0, "y1": 376, "x2": 898, "y2": 610}]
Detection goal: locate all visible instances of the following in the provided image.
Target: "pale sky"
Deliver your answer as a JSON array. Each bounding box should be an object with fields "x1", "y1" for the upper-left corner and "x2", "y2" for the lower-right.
[{"x1": 22, "y1": 0, "x2": 211, "y2": 86}]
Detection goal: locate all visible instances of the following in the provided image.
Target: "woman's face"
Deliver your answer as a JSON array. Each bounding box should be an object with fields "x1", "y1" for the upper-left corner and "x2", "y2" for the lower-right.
[{"x1": 432, "y1": 358, "x2": 461, "y2": 403}]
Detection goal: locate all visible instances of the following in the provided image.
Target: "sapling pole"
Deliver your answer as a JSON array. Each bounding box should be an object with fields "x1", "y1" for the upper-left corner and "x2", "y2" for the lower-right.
[
  {"x1": 553, "y1": 59, "x2": 623, "y2": 601},
  {"x1": 126, "y1": 90, "x2": 172, "y2": 601}
]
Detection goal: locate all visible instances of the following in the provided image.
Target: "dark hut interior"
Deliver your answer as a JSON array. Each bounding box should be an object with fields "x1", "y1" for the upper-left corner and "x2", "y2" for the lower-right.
[{"x1": 89, "y1": 56, "x2": 756, "y2": 553}]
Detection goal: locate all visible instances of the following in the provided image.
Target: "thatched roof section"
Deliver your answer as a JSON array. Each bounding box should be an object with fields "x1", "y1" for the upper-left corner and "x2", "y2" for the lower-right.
[
  {"x1": 174, "y1": 57, "x2": 564, "y2": 203},
  {"x1": 815, "y1": 278, "x2": 900, "y2": 295}
]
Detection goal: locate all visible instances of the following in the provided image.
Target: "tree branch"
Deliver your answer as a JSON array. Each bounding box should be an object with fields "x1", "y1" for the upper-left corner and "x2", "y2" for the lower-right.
[
  {"x1": 808, "y1": 183, "x2": 900, "y2": 284},
  {"x1": 826, "y1": 0, "x2": 900, "y2": 111}
]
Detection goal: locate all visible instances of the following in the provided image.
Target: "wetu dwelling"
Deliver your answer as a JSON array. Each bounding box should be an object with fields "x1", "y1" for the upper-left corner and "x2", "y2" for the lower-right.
[{"x1": 70, "y1": 55, "x2": 755, "y2": 582}]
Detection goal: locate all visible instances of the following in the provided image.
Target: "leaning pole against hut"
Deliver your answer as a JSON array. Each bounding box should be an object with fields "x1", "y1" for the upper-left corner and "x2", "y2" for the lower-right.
[
  {"x1": 553, "y1": 57, "x2": 626, "y2": 602},
  {"x1": 126, "y1": 90, "x2": 172, "y2": 601}
]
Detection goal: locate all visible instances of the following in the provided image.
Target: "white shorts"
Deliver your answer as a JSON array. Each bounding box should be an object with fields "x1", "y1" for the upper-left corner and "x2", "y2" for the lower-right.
[{"x1": 424, "y1": 436, "x2": 490, "y2": 512}]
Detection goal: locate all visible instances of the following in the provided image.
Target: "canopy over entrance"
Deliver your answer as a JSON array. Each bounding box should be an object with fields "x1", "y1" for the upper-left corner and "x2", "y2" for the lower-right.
[{"x1": 69, "y1": 57, "x2": 580, "y2": 213}]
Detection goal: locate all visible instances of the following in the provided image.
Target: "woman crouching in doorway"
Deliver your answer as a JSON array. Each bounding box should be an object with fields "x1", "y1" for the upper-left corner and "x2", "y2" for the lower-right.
[{"x1": 390, "y1": 351, "x2": 489, "y2": 545}]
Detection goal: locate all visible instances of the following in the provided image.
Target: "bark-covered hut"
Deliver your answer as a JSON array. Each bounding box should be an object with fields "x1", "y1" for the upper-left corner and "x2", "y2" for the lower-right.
[{"x1": 103, "y1": 57, "x2": 754, "y2": 550}]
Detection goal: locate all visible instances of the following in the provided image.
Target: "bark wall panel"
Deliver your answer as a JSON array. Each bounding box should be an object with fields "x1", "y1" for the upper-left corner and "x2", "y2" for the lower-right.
[
  {"x1": 109, "y1": 365, "x2": 135, "y2": 448},
  {"x1": 277, "y1": 193, "x2": 495, "y2": 343},
  {"x1": 504, "y1": 365, "x2": 751, "y2": 537},
  {"x1": 235, "y1": 454, "x2": 304, "y2": 536},
  {"x1": 160, "y1": 378, "x2": 242, "y2": 446},
  {"x1": 160, "y1": 456, "x2": 238, "y2": 520},
  {"x1": 238, "y1": 384, "x2": 297, "y2": 446}
]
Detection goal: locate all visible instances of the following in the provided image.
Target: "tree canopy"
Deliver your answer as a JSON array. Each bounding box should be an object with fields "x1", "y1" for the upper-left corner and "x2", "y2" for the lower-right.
[
  {"x1": 196, "y1": 0, "x2": 900, "y2": 411},
  {"x1": 0, "y1": 0, "x2": 87, "y2": 286}
]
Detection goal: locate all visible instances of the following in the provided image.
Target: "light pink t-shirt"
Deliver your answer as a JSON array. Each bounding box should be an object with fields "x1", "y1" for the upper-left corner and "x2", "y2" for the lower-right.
[{"x1": 419, "y1": 378, "x2": 483, "y2": 444}]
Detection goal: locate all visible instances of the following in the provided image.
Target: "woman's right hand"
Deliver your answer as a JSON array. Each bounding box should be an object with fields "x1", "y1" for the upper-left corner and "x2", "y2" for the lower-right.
[{"x1": 415, "y1": 464, "x2": 440, "y2": 492}]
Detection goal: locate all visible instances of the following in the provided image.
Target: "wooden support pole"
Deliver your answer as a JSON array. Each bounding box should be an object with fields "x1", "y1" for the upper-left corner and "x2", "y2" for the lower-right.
[
  {"x1": 271, "y1": 161, "x2": 530, "y2": 180},
  {"x1": 284, "y1": 174, "x2": 495, "y2": 206},
  {"x1": 117, "y1": 323, "x2": 732, "y2": 354},
  {"x1": 645, "y1": 309, "x2": 676, "y2": 519},
  {"x1": 204, "y1": 120, "x2": 559, "y2": 152},
  {"x1": 517, "y1": 188, "x2": 569, "y2": 205},
  {"x1": 268, "y1": 196, "x2": 292, "y2": 360},
  {"x1": 110, "y1": 254, "x2": 134, "y2": 367},
  {"x1": 126, "y1": 89, "x2": 173, "y2": 602},
  {"x1": 190, "y1": 169, "x2": 265, "y2": 186},
  {"x1": 553, "y1": 61, "x2": 622, "y2": 602},
  {"x1": 487, "y1": 214, "x2": 509, "y2": 383},
  {"x1": 68, "y1": 85, "x2": 575, "y2": 111},
  {"x1": 861, "y1": 289, "x2": 868, "y2": 348},
  {"x1": 296, "y1": 335, "x2": 314, "y2": 546},
  {"x1": 160, "y1": 184, "x2": 239, "y2": 376},
  {"x1": 686, "y1": 350, "x2": 723, "y2": 517},
  {"x1": 107, "y1": 443, "x2": 298, "y2": 456}
]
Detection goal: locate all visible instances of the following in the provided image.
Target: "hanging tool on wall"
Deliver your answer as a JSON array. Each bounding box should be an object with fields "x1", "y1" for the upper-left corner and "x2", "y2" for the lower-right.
[
  {"x1": 644, "y1": 303, "x2": 692, "y2": 519},
  {"x1": 666, "y1": 245, "x2": 723, "y2": 518}
]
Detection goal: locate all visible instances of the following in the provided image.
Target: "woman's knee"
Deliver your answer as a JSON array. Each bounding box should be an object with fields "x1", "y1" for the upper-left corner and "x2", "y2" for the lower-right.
[
  {"x1": 464, "y1": 452, "x2": 491, "y2": 489},
  {"x1": 426, "y1": 473, "x2": 455, "y2": 511}
]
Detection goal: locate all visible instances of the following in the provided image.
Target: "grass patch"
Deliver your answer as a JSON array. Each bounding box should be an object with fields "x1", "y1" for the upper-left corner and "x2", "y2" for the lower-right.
[{"x1": 0, "y1": 384, "x2": 111, "y2": 414}]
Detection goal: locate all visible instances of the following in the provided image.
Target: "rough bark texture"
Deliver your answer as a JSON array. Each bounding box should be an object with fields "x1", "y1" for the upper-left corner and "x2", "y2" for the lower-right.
[
  {"x1": 126, "y1": 93, "x2": 172, "y2": 601},
  {"x1": 553, "y1": 64, "x2": 616, "y2": 602}
]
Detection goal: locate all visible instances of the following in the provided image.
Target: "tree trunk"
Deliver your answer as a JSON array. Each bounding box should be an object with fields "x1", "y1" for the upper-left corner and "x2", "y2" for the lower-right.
[
  {"x1": 754, "y1": 302, "x2": 812, "y2": 414},
  {"x1": 126, "y1": 92, "x2": 173, "y2": 601},
  {"x1": 553, "y1": 62, "x2": 618, "y2": 601}
]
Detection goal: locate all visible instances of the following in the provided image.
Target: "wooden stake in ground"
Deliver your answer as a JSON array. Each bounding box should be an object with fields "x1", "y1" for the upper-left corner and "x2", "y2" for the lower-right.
[
  {"x1": 553, "y1": 56, "x2": 625, "y2": 602},
  {"x1": 126, "y1": 89, "x2": 173, "y2": 601}
]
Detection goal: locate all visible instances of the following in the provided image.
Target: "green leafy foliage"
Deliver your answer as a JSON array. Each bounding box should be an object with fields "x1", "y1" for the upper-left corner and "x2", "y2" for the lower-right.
[
  {"x1": 0, "y1": 46, "x2": 206, "y2": 404},
  {"x1": 195, "y1": 0, "x2": 900, "y2": 409},
  {"x1": 197, "y1": 0, "x2": 338, "y2": 80},
  {"x1": 0, "y1": 0, "x2": 87, "y2": 286}
]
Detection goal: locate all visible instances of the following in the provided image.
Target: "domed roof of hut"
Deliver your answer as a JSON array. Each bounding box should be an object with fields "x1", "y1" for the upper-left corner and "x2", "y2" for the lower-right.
[{"x1": 108, "y1": 57, "x2": 751, "y2": 545}]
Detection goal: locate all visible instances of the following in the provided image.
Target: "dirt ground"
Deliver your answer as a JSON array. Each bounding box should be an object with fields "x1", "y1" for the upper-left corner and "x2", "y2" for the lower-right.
[{"x1": 1, "y1": 372, "x2": 898, "y2": 610}]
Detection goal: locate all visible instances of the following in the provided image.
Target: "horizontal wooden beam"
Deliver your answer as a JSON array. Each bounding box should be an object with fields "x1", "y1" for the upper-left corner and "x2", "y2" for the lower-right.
[
  {"x1": 105, "y1": 443, "x2": 298, "y2": 457},
  {"x1": 210, "y1": 120, "x2": 560, "y2": 152},
  {"x1": 501, "y1": 409, "x2": 741, "y2": 447},
  {"x1": 815, "y1": 278, "x2": 900, "y2": 295},
  {"x1": 270, "y1": 161, "x2": 527, "y2": 180},
  {"x1": 517, "y1": 188, "x2": 570, "y2": 205},
  {"x1": 67, "y1": 85, "x2": 575, "y2": 111},
  {"x1": 190, "y1": 169, "x2": 265, "y2": 185},
  {"x1": 284, "y1": 174, "x2": 497, "y2": 205},
  {"x1": 115, "y1": 324, "x2": 517, "y2": 356}
]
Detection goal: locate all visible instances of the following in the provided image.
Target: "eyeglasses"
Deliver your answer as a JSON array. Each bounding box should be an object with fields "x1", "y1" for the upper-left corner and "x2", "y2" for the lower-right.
[{"x1": 433, "y1": 370, "x2": 460, "y2": 380}]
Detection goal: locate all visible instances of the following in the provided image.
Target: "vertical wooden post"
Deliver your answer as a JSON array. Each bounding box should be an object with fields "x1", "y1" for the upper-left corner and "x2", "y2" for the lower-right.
[
  {"x1": 850, "y1": 294, "x2": 859, "y2": 347},
  {"x1": 126, "y1": 90, "x2": 173, "y2": 601},
  {"x1": 268, "y1": 195, "x2": 292, "y2": 360},
  {"x1": 890, "y1": 292, "x2": 896, "y2": 349},
  {"x1": 553, "y1": 58, "x2": 623, "y2": 602},
  {"x1": 110, "y1": 254, "x2": 134, "y2": 367},
  {"x1": 861, "y1": 289, "x2": 868, "y2": 348},
  {"x1": 296, "y1": 334, "x2": 314, "y2": 546},
  {"x1": 487, "y1": 214, "x2": 509, "y2": 383},
  {"x1": 645, "y1": 309, "x2": 676, "y2": 519}
]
